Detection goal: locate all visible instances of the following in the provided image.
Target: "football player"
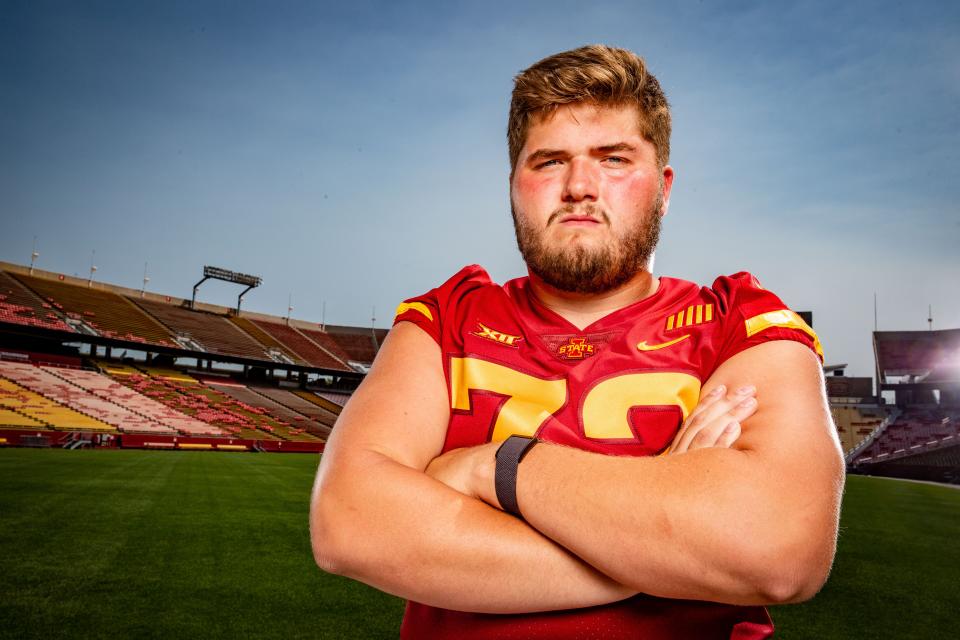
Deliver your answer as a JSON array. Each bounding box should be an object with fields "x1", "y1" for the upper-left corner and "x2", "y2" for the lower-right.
[{"x1": 310, "y1": 45, "x2": 844, "y2": 639}]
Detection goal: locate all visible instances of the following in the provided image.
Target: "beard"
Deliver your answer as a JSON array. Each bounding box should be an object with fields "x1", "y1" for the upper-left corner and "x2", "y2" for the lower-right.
[{"x1": 511, "y1": 194, "x2": 663, "y2": 294}]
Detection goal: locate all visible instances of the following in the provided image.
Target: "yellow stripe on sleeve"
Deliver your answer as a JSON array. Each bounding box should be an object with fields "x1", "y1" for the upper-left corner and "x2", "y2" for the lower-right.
[
  {"x1": 744, "y1": 309, "x2": 824, "y2": 359},
  {"x1": 394, "y1": 301, "x2": 433, "y2": 323}
]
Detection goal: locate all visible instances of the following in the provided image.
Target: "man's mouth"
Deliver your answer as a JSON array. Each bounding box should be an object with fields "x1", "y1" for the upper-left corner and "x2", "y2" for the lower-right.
[
  {"x1": 557, "y1": 215, "x2": 603, "y2": 226},
  {"x1": 547, "y1": 205, "x2": 609, "y2": 227}
]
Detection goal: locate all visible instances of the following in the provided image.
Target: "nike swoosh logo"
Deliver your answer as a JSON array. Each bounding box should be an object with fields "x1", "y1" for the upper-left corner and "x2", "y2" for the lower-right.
[{"x1": 636, "y1": 334, "x2": 691, "y2": 351}]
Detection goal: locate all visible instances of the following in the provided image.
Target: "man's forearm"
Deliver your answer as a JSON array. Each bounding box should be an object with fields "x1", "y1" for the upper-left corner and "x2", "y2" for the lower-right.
[
  {"x1": 310, "y1": 450, "x2": 635, "y2": 614},
  {"x1": 514, "y1": 444, "x2": 810, "y2": 604}
]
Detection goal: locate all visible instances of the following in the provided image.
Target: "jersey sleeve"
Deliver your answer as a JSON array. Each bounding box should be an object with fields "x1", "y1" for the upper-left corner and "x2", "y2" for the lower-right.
[
  {"x1": 711, "y1": 272, "x2": 823, "y2": 366},
  {"x1": 392, "y1": 265, "x2": 493, "y2": 345}
]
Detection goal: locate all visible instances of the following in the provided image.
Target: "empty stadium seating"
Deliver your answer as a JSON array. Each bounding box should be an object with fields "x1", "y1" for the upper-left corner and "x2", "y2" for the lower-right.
[
  {"x1": 0, "y1": 271, "x2": 75, "y2": 333},
  {"x1": 11, "y1": 273, "x2": 175, "y2": 345},
  {"x1": 322, "y1": 326, "x2": 382, "y2": 364},
  {"x1": 0, "y1": 406, "x2": 45, "y2": 428},
  {"x1": 133, "y1": 298, "x2": 271, "y2": 360},
  {"x1": 855, "y1": 407, "x2": 958, "y2": 463},
  {"x1": 48, "y1": 367, "x2": 224, "y2": 436},
  {"x1": 252, "y1": 387, "x2": 339, "y2": 429},
  {"x1": 314, "y1": 391, "x2": 351, "y2": 408},
  {"x1": 204, "y1": 380, "x2": 327, "y2": 440},
  {"x1": 0, "y1": 361, "x2": 173, "y2": 434},
  {"x1": 229, "y1": 316, "x2": 306, "y2": 364},
  {"x1": 250, "y1": 320, "x2": 350, "y2": 371},
  {"x1": 118, "y1": 372, "x2": 267, "y2": 439},
  {"x1": 0, "y1": 372, "x2": 116, "y2": 432},
  {"x1": 110, "y1": 367, "x2": 322, "y2": 441},
  {"x1": 296, "y1": 328, "x2": 353, "y2": 363}
]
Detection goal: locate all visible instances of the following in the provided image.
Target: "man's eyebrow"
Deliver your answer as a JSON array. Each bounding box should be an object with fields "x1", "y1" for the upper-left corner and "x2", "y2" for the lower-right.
[
  {"x1": 526, "y1": 149, "x2": 568, "y2": 163},
  {"x1": 594, "y1": 142, "x2": 637, "y2": 153}
]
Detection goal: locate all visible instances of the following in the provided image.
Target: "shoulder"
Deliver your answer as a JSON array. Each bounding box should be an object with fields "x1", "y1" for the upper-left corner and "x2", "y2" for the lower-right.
[
  {"x1": 392, "y1": 265, "x2": 501, "y2": 344},
  {"x1": 706, "y1": 271, "x2": 824, "y2": 364},
  {"x1": 707, "y1": 272, "x2": 767, "y2": 312}
]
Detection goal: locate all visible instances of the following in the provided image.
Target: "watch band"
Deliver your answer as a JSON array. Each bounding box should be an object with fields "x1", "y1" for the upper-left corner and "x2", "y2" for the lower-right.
[{"x1": 495, "y1": 435, "x2": 539, "y2": 517}]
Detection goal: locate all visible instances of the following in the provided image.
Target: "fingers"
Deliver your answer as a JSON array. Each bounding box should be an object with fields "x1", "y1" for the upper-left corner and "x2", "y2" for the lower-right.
[
  {"x1": 683, "y1": 384, "x2": 726, "y2": 424},
  {"x1": 668, "y1": 385, "x2": 757, "y2": 454},
  {"x1": 715, "y1": 420, "x2": 741, "y2": 449}
]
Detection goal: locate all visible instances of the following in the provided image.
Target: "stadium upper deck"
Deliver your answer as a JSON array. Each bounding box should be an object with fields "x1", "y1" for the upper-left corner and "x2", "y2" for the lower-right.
[{"x1": 0, "y1": 261, "x2": 380, "y2": 374}]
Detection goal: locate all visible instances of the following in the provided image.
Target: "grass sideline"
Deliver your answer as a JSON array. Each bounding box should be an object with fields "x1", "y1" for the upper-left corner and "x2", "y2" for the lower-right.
[{"x1": 0, "y1": 449, "x2": 957, "y2": 639}]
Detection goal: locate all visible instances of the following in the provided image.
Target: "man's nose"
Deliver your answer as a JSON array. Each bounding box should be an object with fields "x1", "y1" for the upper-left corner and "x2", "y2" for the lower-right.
[{"x1": 562, "y1": 158, "x2": 599, "y2": 203}]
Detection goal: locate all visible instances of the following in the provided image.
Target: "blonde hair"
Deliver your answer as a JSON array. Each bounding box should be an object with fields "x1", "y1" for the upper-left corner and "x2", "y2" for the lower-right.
[{"x1": 508, "y1": 45, "x2": 671, "y2": 172}]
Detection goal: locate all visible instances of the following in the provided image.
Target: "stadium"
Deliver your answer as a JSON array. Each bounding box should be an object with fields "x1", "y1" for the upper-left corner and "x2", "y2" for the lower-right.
[
  {"x1": 1, "y1": 258, "x2": 958, "y2": 638},
  {"x1": 4, "y1": 2, "x2": 959, "y2": 639}
]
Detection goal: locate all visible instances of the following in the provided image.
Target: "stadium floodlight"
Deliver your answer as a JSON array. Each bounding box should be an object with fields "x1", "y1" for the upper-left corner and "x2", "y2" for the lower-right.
[
  {"x1": 191, "y1": 265, "x2": 263, "y2": 314},
  {"x1": 29, "y1": 237, "x2": 39, "y2": 275}
]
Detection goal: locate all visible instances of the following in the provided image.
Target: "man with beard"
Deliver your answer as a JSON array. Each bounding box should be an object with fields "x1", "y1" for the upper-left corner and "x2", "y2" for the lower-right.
[{"x1": 310, "y1": 45, "x2": 844, "y2": 639}]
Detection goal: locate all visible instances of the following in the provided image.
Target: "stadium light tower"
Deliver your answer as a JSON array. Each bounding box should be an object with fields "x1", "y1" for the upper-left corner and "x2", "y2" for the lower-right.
[
  {"x1": 141, "y1": 262, "x2": 150, "y2": 298},
  {"x1": 191, "y1": 265, "x2": 262, "y2": 314},
  {"x1": 286, "y1": 294, "x2": 293, "y2": 325},
  {"x1": 29, "y1": 237, "x2": 39, "y2": 275},
  {"x1": 88, "y1": 250, "x2": 97, "y2": 287}
]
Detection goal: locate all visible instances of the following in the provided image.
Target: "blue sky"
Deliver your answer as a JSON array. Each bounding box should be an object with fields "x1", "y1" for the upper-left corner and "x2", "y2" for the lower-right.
[{"x1": 1, "y1": 0, "x2": 958, "y2": 377}]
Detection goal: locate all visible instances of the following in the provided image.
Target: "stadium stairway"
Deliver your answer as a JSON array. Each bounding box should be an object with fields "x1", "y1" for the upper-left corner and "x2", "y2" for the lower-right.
[{"x1": 846, "y1": 409, "x2": 901, "y2": 464}]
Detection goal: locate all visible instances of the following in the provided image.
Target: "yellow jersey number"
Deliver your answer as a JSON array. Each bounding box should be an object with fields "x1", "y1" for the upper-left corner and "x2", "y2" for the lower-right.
[{"x1": 450, "y1": 357, "x2": 700, "y2": 442}]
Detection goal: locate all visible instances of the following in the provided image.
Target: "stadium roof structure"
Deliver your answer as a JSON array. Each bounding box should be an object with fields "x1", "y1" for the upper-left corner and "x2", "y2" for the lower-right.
[{"x1": 874, "y1": 329, "x2": 960, "y2": 384}]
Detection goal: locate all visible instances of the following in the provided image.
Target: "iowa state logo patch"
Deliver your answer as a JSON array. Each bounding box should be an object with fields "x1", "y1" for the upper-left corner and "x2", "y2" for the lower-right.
[{"x1": 540, "y1": 331, "x2": 620, "y2": 361}]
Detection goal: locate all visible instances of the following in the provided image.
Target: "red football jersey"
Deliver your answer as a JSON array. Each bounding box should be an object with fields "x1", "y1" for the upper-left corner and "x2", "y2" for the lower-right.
[{"x1": 393, "y1": 265, "x2": 822, "y2": 640}]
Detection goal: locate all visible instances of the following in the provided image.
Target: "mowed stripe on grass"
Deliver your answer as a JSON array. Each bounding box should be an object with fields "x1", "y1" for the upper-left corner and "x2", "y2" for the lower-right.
[
  {"x1": 1, "y1": 450, "x2": 958, "y2": 639},
  {"x1": 0, "y1": 449, "x2": 404, "y2": 639}
]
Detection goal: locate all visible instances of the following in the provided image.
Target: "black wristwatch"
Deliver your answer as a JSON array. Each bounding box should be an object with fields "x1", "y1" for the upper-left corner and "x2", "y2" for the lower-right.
[{"x1": 494, "y1": 435, "x2": 539, "y2": 517}]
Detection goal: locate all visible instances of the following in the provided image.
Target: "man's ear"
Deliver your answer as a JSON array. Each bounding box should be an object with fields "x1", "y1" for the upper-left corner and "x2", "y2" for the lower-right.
[{"x1": 660, "y1": 165, "x2": 675, "y2": 217}]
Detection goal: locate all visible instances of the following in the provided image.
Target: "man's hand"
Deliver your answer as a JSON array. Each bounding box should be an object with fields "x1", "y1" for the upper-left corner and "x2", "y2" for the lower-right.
[
  {"x1": 666, "y1": 383, "x2": 758, "y2": 454},
  {"x1": 426, "y1": 383, "x2": 758, "y2": 507},
  {"x1": 424, "y1": 441, "x2": 498, "y2": 501}
]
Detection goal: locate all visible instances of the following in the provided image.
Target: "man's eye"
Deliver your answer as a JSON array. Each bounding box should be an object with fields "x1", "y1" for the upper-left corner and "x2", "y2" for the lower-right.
[
  {"x1": 604, "y1": 156, "x2": 627, "y2": 164},
  {"x1": 536, "y1": 159, "x2": 561, "y2": 168}
]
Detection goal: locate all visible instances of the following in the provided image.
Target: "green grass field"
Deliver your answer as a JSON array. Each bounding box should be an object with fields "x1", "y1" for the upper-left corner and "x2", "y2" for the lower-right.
[{"x1": 0, "y1": 449, "x2": 957, "y2": 639}]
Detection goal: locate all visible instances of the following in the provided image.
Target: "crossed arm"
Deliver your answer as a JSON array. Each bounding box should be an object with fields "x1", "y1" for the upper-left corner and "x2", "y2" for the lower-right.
[{"x1": 309, "y1": 322, "x2": 845, "y2": 613}]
